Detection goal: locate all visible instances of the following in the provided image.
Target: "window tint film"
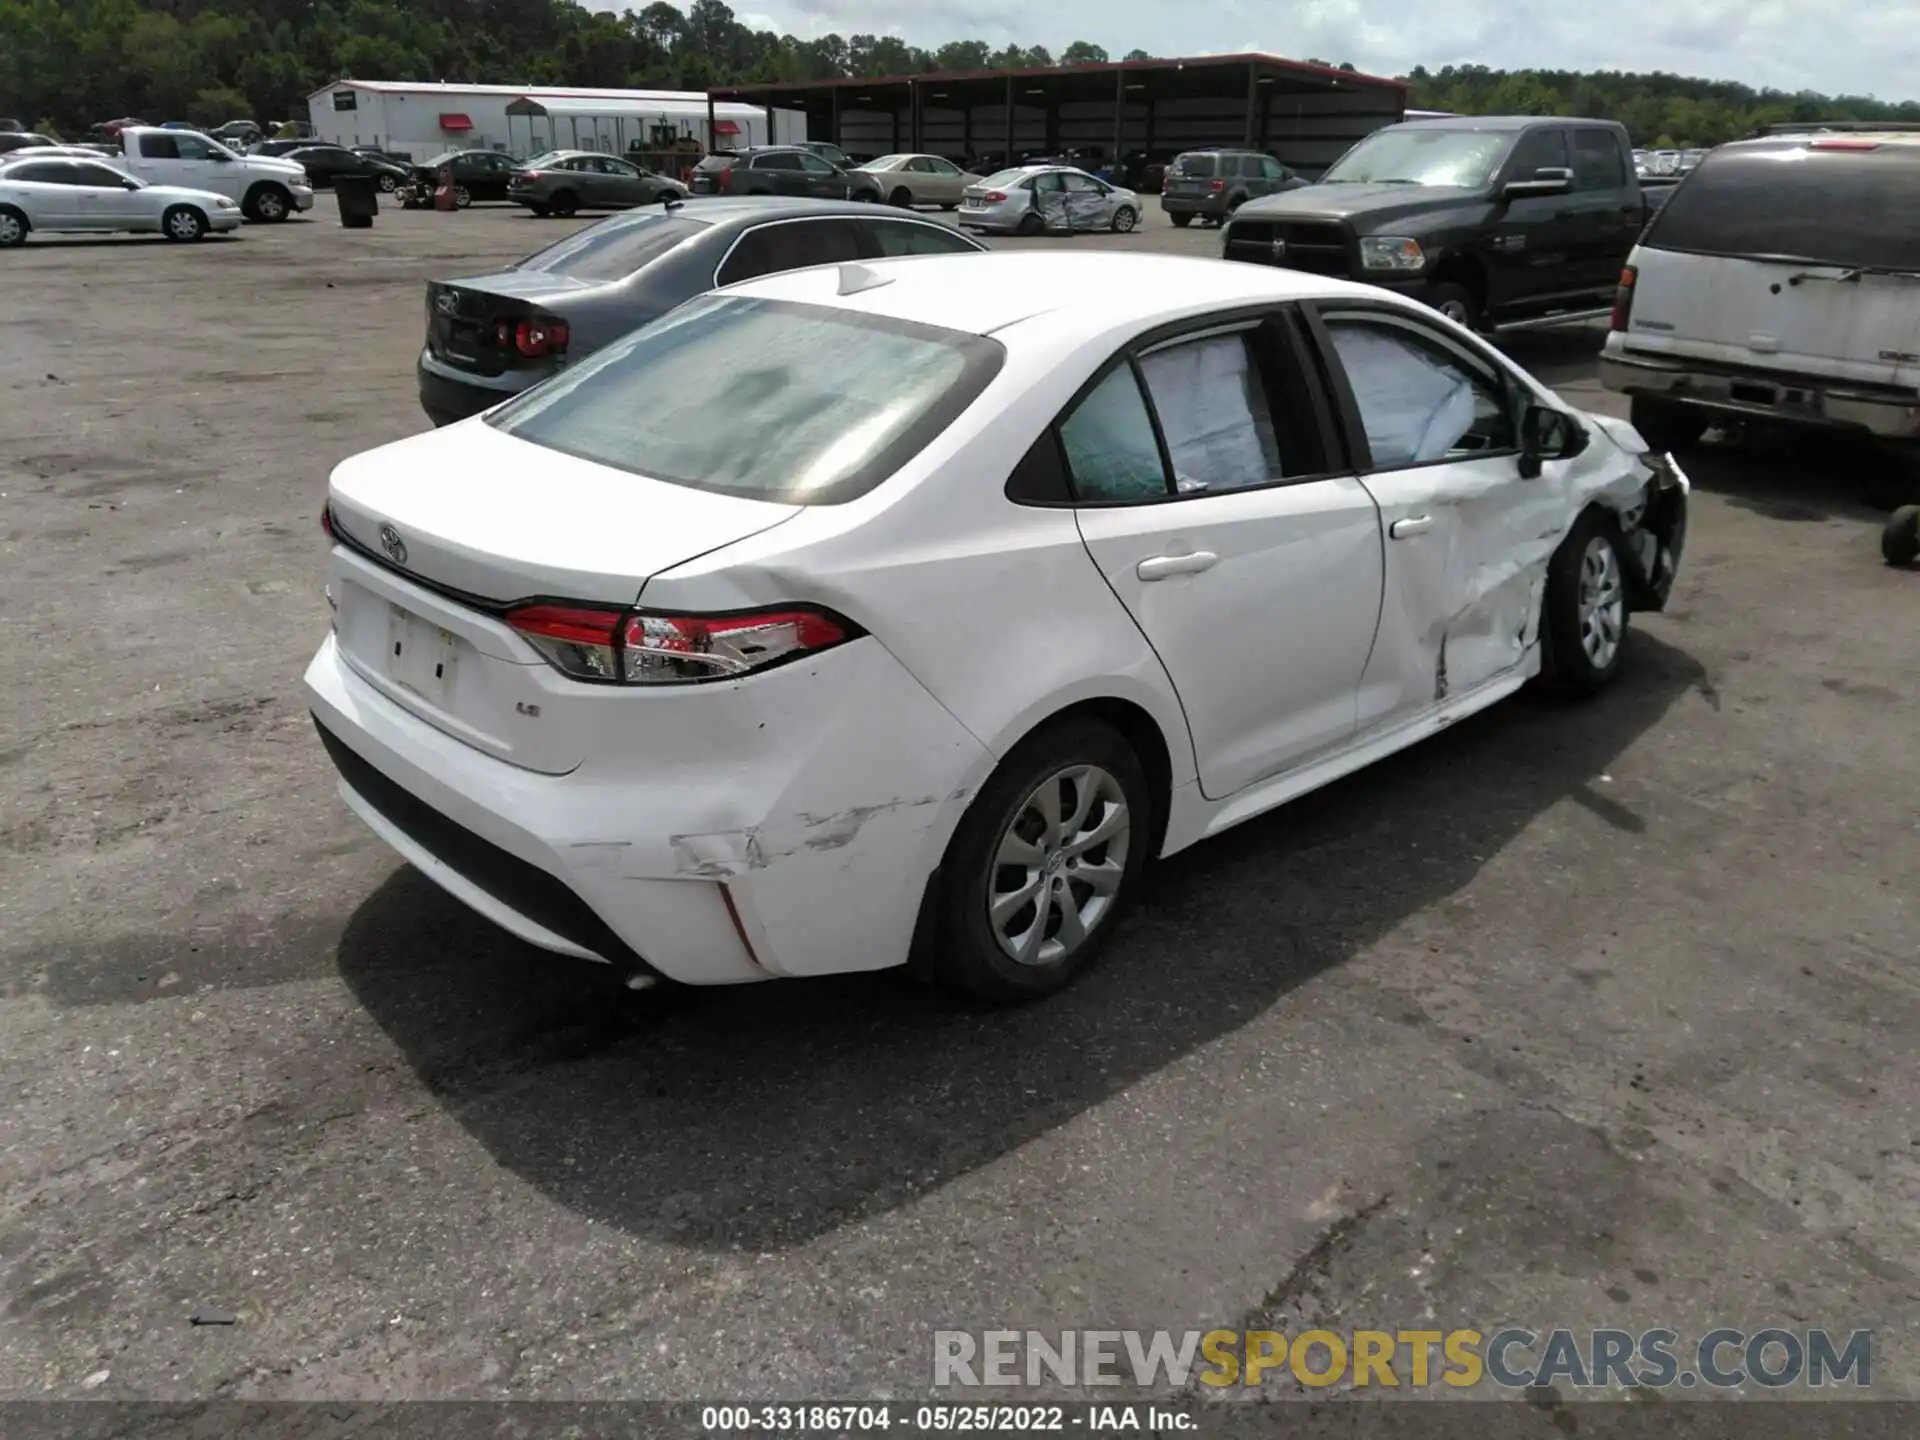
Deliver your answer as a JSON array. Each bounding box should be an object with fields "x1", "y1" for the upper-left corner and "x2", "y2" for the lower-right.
[
  {"x1": 1324, "y1": 315, "x2": 1515, "y2": 468},
  {"x1": 717, "y1": 220, "x2": 864, "y2": 286},
  {"x1": 488, "y1": 296, "x2": 1004, "y2": 503},
  {"x1": 866, "y1": 221, "x2": 982, "y2": 256},
  {"x1": 1059, "y1": 365, "x2": 1170, "y2": 502},
  {"x1": 1168, "y1": 153, "x2": 1216, "y2": 179},
  {"x1": 1643, "y1": 143, "x2": 1920, "y2": 270},
  {"x1": 511, "y1": 213, "x2": 707, "y2": 282}
]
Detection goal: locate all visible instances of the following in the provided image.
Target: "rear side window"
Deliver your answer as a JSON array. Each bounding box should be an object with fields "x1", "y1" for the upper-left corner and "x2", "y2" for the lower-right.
[
  {"x1": 1573, "y1": 130, "x2": 1626, "y2": 189},
  {"x1": 1138, "y1": 333, "x2": 1282, "y2": 492},
  {"x1": 485, "y1": 296, "x2": 1005, "y2": 504},
  {"x1": 1644, "y1": 143, "x2": 1920, "y2": 270},
  {"x1": 511, "y1": 213, "x2": 706, "y2": 282}
]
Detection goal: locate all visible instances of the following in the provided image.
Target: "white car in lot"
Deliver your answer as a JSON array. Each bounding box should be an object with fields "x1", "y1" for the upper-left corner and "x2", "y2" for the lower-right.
[
  {"x1": 305, "y1": 252, "x2": 1688, "y2": 1000},
  {"x1": 0, "y1": 156, "x2": 242, "y2": 245},
  {"x1": 1602, "y1": 129, "x2": 1920, "y2": 464}
]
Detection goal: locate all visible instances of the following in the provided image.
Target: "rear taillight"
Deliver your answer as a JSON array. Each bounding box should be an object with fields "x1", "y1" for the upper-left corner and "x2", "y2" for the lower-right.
[
  {"x1": 1610, "y1": 265, "x2": 1637, "y2": 332},
  {"x1": 505, "y1": 603, "x2": 860, "y2": 685},
  {"x1": 1810, "y1": 138, "x2": 1880, "y2": 151},
  {"x1": 716, "y1": 165, "x2": 733, "y2": 193},
  {"x1": 1208, "y1": 178, "x2": 1224, "y2": 191},
  {"x1": 512, "y1": 170, "x2": 535, "y2": 182},
  {"x1": 984, "y1": 190, "x2": 1006, "y2": 202},
  {"x1": 491, "y1": 316, "x2": 570, "y2": 358},
  {"x1": 321, "y1": 504, "x2": 334, "y2": 539}
]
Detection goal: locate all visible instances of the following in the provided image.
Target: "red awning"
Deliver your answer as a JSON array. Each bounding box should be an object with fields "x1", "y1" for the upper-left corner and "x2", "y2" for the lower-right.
[
  {"x1": 713, "y1": 120, "x2": 740, "y2": 136},
  {"x1": 439, "y1": 113, "x2": 473, "y2": 131}
]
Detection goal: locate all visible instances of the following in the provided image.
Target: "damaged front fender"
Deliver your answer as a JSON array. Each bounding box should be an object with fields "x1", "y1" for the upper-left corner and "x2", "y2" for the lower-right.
[{"x1": 1618, "y1": 450, "x2": 1690, "y2": 614}]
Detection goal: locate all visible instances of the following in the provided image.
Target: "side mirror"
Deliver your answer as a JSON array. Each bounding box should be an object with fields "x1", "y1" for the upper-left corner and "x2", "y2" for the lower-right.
[
  {"x1": 1503, "y1": 165, "x2": 1571, "y2": 198},
  {"x1": 1519, "y1": 403, "x2": 1586, "y2": 478}
]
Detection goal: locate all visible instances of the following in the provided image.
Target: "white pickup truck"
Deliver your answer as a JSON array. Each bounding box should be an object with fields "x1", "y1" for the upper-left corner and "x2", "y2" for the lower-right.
[{"x1": 109, "y1": 127, "x2": 314, "y2": 222}]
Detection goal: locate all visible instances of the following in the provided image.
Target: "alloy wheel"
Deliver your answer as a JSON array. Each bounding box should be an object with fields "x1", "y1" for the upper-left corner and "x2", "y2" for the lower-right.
[
  {"x1": 988, "y1": 765, "x2": 1131, "y2": 968},
  {"x1": 1578, "y1": 535, "x2": 1625, "y2": 669},
  {"x1": 257, "y1": 190, "x2": 286, "y2": 221}
]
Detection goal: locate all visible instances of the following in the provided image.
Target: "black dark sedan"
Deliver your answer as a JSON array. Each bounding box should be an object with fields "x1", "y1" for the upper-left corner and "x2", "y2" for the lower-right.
[
  {"x1": 284, "y1": 145, "x2": 411, "y2": 193},
  {"x1": 409, "y1": 149, "x2": 519, "y2": 207},
  {"x1": 417, "y1": 197, "x2": 988, "y2": 426}
]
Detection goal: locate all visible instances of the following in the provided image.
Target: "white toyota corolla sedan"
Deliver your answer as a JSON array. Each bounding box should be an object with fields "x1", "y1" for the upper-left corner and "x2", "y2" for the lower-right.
[{"x1": 305, "y1": 251, "x2": 1687, "y2": 1001}]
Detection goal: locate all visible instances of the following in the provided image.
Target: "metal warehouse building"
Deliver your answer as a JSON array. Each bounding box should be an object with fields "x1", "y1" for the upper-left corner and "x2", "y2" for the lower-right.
[
  {"x1": 305, "y1": 80, "x2": 802, "y2": 162},
  {"x1": 709, "y1": 52, "x2": 1407, "y2": 177}
]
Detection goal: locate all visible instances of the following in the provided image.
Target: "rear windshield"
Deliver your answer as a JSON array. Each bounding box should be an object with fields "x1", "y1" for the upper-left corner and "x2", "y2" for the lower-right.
[
  {"x1": 510, "y1": 213, "x2": 707, "y2": 282},
  {"x1": 1168, "y1": 153, "x2": 1217, "y2": 178},
  {"x1": 486, "y1": 295, "x2": 1005, "y2": 504},
  {"x1": 980, "y1": 168, "x2": 1030, "y2": 189},
  {"x1": 1643, "y1": 143, "x2": 1920, "y2": 270}
]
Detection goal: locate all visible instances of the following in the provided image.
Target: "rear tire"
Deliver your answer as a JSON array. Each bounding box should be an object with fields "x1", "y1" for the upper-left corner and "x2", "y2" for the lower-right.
[
  {"x1": 1168, "y1": 211, "x2": 1193, "y2": 228},
  {"x1": 1883, "y1": 506, "x2": 1920, "y2": 566},
  {"x1": 528, "y1": 203, "x2": 551, "y2": 218},
  {"x1": 1016, "y1": 210, "x2": 1043, "y2": 236},
  {"x1": 1629, "y1": 396, "x2": 1709, "y2": 452},
  {"x1": 548, "y1": 190, "x2": 577, "y2": 217},
  {"x1": 1537, "y1": 508, "x2": 1631, "y2": 698},
  {"x1": 162, "y1": 205, "x2": 207, "y2": 242},
  {"x1": 889, "y1": 186, "x2": 913, "y2": 208},
  {"x1": 0, "y1": 206, "x2": 27, "y2": 247},
  {"x1": 922, "y1": 718, "x2": 1151, "y2": 1002}
]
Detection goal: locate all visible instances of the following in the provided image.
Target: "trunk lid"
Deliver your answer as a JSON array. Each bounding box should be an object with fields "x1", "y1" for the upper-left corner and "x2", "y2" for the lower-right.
[
  {"x1": 425, "y1": 274, "x2": 591, "y2": 376},
  {"x1": 325, "y1": 422, "x2": 802, "y2": 773},
  {"x1": 327, "y1": 418, "x2": 801, "y2": 607}
]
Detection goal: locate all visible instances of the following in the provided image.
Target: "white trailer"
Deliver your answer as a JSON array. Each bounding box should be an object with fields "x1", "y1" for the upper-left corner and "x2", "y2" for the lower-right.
[{"x1": 305, "y1": 81, "x2": 800, "y2": 162}]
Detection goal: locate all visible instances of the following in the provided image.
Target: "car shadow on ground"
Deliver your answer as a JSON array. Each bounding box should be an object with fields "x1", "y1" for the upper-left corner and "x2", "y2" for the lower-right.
[
  {"x1": 334, "y1": 632, "x2": 1704, "y2": 1253},
  {"x1": 17, "y1": 235, "x2": 242, "y2": 249},
  {"x1": 1677, "y1": 427, "x2": 1911, "y2": 522}
]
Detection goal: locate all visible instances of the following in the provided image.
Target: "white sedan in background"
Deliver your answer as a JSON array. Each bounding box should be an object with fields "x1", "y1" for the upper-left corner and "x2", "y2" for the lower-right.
[
  {"x1": 305, "y1": 252, "x2": 1687, "y2": 1002},
  {"x1": 0, "y1": 155, "x2": 242, "y2": 245}
]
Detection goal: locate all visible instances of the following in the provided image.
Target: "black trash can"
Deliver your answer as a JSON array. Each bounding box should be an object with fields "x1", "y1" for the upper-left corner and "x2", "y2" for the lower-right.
[{"x1": 335, "y1": 173, "x2": 377, "y2": 229}]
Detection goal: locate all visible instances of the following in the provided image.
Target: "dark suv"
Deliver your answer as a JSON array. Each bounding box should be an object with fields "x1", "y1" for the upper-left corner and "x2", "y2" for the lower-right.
[
  {"x1": 690, "y1": 146, "x2": 883, "y2": 202},
  {"x1": 1159, "y1": 149, "x2": 1303, "y2": 226}
]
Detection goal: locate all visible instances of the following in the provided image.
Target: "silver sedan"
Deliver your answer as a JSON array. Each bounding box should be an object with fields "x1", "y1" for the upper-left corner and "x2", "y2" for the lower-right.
[
  {"x1": 959, "y1": 165, "x2": 1142, "y2": 236},
  {"x1": 0, "y1": 157, "x2": 242, "y2": 244}
]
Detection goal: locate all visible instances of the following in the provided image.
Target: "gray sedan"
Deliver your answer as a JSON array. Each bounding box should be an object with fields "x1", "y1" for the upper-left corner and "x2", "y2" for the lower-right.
[
  {"x1": 506, "y1": 150, "x2": 686, "y2": 218},
  {"x1": 417, "y1": 197, "x2": 988, "y2": 426},
  {"x1": 959, "y1": 165, "x2": 1141, "y2": 235}
]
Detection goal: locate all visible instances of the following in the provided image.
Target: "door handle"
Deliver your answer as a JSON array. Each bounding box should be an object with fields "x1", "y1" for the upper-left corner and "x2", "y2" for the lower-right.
[
  {"x1": 1136, "y1": 550, "x2": 1218, "y2": 581},
  {"x1": 1389, "y1": 515, "x2": 1434, "y2": 540}
]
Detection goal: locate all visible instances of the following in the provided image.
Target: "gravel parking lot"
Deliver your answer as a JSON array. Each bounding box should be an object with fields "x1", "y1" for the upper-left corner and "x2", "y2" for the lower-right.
[{"x1": 2, "y1": 200, "x2": 1917, "y2": 1402}]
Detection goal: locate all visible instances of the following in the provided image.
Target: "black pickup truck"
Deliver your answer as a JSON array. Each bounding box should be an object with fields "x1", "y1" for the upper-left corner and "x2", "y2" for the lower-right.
[{"x1": 1221, "y1": 116, "x2": 1650, "y2": 333}]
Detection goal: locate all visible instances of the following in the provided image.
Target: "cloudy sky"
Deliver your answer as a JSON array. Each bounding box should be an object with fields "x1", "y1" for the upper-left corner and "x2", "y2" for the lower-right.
[{"x1": 700, "y1": 0, "x2": 1914, "y2": 101}]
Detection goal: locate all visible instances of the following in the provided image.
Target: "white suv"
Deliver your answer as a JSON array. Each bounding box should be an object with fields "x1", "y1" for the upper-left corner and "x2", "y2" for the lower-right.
[{"x1": 1601, "y1": 130, "x2": 1920, "y2": 461}]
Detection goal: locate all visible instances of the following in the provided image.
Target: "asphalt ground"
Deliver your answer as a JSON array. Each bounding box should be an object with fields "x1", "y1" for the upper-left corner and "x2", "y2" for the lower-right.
[{"x1": 1, "y1": 197, "x2": 1916, "y2": 1405}]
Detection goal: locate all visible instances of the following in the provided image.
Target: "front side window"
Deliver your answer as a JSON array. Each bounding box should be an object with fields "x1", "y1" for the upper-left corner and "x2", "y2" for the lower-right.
[
  {"x1": 800, "y1": 153, "x2": 837, "y2": 175},
  {"x1": 173, "y1": 135, "x2": 220, "y2": 161},
  {"x1": 716, "y1": 219, "x2": 864, "y2": 285},
  {"x1": 74, "y1": 163, "x2": 134, "y2": 187},
  {"x1": 487, "y1": 296, "x2": 1004, "y2": 504},
  {"x1": 1322, "y1": 313, "x2": 1515, "y2": 468},
  {"x1": 137, "y1": 134, "x2": 180, "y2": 159},
  {"x1": 1261, "y1": 157, "x2": 1286, "y2": 180},
  {"x1": 1506, "y1": 128, "x2": 1569, "y2": 180},
  {"x1": 866, "y1": 220, "x2": 983, "y2": 256},
  {"x1": 1058, "y1": 366, "x2": 1169, "y2": 502}
]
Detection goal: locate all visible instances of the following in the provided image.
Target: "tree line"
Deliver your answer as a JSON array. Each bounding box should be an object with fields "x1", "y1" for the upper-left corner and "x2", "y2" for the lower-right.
[{"x1": 3, "y1": 0, "x2": 1913, "y2": 147}]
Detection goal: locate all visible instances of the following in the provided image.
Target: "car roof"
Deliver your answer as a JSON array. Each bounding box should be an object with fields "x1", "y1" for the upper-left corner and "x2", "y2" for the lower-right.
[
  {"x1": 1395, "y1": 115, "x2": 1583, "y2": 132},
  {"x1": 1721, "y1": 130, "x2": 1920, "y2": 150},
  {"x1": 720, "y1": 250, "x2": 1380, "y2": 337},
  {"x1": 681, "y1": 195, "x2": 951, "y2": 225}
]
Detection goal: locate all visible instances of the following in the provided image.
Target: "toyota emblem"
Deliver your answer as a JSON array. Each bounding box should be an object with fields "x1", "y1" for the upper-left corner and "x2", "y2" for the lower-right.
[
  {"x1": 1269, "y1": 238, "x2": 1288, "y2": 260},
  {"x1": 434, "y1": 292, "x2": 458, "y2": 316},
  {"x1": 378, "y1": 523, "x2": 409, "y2": 566}
]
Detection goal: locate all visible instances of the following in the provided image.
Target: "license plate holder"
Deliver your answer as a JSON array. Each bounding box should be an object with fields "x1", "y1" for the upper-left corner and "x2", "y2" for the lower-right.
[{"x1": 386, "y1": 603, "x2": 460, "y2": 707}]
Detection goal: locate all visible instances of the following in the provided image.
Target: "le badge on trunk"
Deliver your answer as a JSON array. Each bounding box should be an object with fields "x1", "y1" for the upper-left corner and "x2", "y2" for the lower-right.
[{"x1": 378, "y1": 524, "x2": 408, "y2": 566}]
